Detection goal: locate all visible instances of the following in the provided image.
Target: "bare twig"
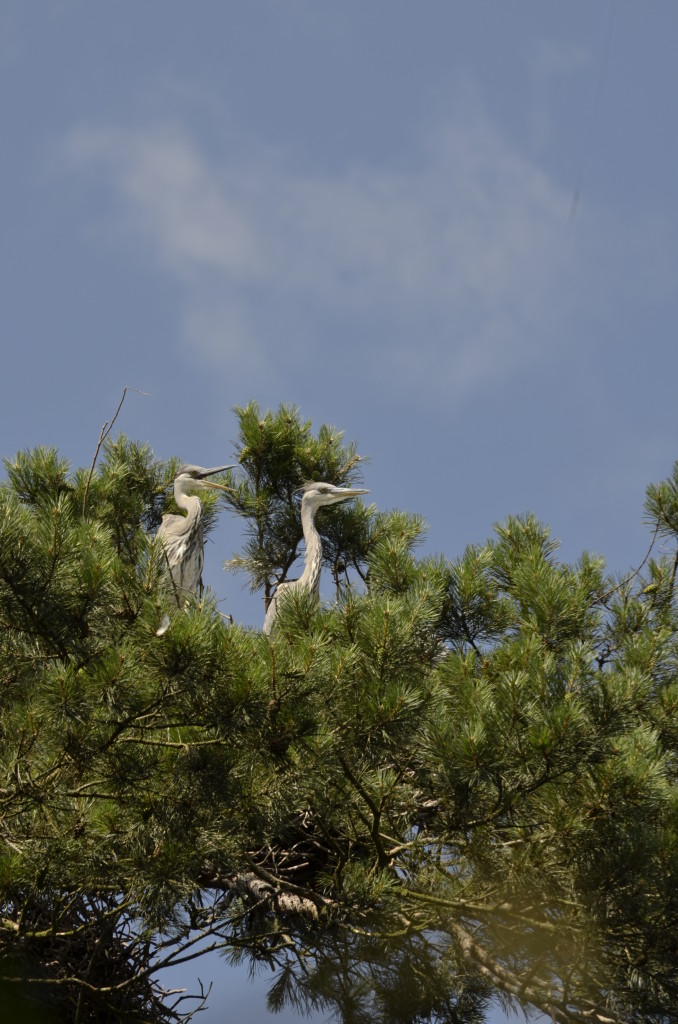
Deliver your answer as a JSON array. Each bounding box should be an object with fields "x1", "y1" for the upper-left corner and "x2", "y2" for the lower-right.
[
  {"x1": 82, "y1": 386, "x2": 150, "y2": 518},
  {"x1": 593, "y1": 519, "x2": 661, "y2": 606}
]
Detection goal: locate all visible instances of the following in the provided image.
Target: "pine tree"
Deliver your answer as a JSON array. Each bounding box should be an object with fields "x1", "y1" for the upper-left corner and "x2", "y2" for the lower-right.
[{"x1": 1, "y1": 401, "x2": 677, "y2": 1023}]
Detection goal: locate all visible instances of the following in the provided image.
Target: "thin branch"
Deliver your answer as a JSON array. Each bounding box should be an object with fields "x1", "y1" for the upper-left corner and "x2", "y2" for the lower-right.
[
  {"x1": 593, "y1": 518, "x2": 661, "y2": 606},
  {"x1": 82, "y1": 385, "x2": 150, "y2": 518},
  {"x1": 116, "y1": 737, "x2": 228, "y2": 749},
  {"x1": 337, "y1": 754, "x2": 390, "y2": 870},
  {"x1": 448, "y1": 919, "x2": 616, "y2": 1024}
]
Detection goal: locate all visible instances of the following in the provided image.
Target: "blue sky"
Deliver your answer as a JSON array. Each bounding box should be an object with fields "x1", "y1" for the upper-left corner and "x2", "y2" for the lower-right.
[{"x1": 2, "y1": 2, "x2": 677, "y2": 1020}]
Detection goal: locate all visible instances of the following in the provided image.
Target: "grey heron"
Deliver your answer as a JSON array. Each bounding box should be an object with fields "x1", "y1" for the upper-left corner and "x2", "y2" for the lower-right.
[
  {"x1": 156, "y1": 464, "x2": 235, "y2": 629},
  {"x1": 263, "y1": 481, "x2": 369, "y2": 635}
]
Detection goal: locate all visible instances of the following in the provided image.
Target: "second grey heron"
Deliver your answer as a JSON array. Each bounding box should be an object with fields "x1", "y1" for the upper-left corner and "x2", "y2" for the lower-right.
[
  {"x1": 263, "y1": 481, "x2": 369, "y2": 635},
  {"x1": 157, "y1": 463, "x2": 235, "y2": 616}
]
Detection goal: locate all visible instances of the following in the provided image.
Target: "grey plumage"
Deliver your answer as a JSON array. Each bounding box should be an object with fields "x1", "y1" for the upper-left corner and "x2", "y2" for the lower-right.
[
  {"x1": 157, "y1": 464, "x2": 235, "y2": 621},
  {"x1": 263, "y1": 481, "x2": 369, "y2": 635}
]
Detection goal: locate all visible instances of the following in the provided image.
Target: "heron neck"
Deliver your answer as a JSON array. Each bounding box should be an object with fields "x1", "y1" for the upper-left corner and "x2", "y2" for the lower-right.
[
  {"x1": 174, "y1": 484, "x2": 201, "y2": 523},
  {"x1": 299, "y1": 501, "x2": 323, "y2": 594}
]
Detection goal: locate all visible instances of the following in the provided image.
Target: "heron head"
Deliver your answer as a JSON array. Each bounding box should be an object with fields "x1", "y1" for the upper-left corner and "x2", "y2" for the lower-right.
[
  {"x1": 174, "y1": 464, "x2": 237, "y2": 495},
  {"x1": 300, "y1": 481, "x2": 370, "y2": 509}
]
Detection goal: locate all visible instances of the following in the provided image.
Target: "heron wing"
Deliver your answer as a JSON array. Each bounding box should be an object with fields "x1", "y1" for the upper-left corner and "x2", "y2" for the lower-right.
[{"x1": 157, "y1": 515, "x2": 204, "y2": 602}]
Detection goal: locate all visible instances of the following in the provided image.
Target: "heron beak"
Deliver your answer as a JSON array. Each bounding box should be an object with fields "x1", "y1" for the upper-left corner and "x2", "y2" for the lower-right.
[
  {"x1": 197, "y1": 464, "x2": 237, "y2": 479},
  {"x1": 194, "y1": 465, "x2": 237, "y2": 494},
  {"x1": 328, "y1": 487, "x2": 370, "y2": 505},
  {"x1": 199, "y1": 479, "x2": 232, "y2": 493}
]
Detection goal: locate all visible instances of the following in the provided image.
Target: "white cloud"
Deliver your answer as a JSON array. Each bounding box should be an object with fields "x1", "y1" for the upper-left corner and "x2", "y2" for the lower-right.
[
  {"x1": 66, "y1": 125, "x2": 264, "y2": 281},
  {"x1": 64, "y1": 111, "x2": 574, "y2": 401}
]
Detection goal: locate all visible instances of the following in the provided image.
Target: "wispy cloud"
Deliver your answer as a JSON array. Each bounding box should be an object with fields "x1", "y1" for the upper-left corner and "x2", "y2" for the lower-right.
[
  {"x1": 64, "y1": 109, "x2": 574, "y2": 401},
  {"x1": 66, "y1": 125, "x2": 264, "y2": 280}
]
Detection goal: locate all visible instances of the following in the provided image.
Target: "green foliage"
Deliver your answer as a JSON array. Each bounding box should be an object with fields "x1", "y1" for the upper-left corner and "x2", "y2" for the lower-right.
[
  {"x1": 645, "y1": 459, "x2": 678, "y2": 539},
  {"x1": 1, "y1": 413, "x2": 678, "y2": 1023}
]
